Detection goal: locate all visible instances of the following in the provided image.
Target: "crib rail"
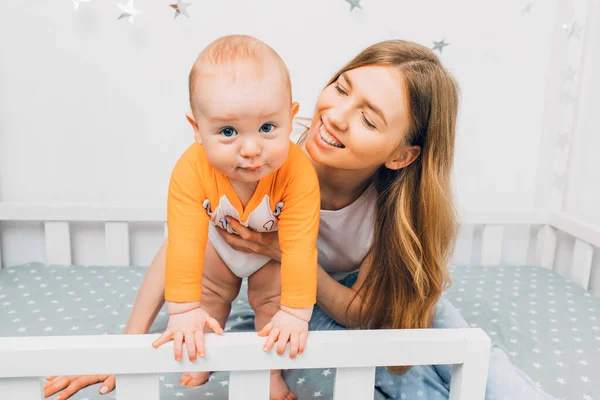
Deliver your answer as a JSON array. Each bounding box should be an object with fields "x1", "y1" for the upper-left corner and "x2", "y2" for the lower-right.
[
  {"x1": 1, "y1": 203, "x2": 599, "y2": 294},
  {"x1": 0, "y1": 329, "x2": 490, "y2": 400}
]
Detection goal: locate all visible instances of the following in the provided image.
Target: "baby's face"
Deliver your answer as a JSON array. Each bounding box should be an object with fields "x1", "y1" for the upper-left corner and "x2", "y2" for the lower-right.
[{"x1": 189, "y1": 64, "x2": 296, "y2": 184}]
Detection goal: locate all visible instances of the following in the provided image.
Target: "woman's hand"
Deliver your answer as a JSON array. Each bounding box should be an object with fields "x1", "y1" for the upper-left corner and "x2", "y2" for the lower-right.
[
  {"x1": 44, "y1": 374, "x2": 115, "y2": 399},
  {"x1": 217, "y1": 217, "x2": 282, "y2": 262}
]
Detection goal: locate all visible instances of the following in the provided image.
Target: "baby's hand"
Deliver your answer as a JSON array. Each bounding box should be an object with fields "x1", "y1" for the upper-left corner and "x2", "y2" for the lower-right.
[
  {"x1": 258, "y1": 306, "x2": 311, "y2": 359},
  {"x1": 152, "y1": 306, "x2": 223, "y2": 362}
]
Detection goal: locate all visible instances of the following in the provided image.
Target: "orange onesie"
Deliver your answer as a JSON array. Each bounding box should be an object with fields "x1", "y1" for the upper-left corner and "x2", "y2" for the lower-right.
[{"x1": 164, "y1": 142, "x2": 320, "y2": 309}]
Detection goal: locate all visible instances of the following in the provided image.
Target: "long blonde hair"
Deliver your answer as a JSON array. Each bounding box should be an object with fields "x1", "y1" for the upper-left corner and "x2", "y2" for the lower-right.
[{"x1": 332, "y1": 40, "x2": 460, "y2": 374}]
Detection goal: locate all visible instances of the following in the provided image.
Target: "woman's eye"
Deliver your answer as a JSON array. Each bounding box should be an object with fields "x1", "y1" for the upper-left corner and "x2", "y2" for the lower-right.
[
  {"x1": 335, "y1": 84, "x2": 347, "y2": 96},
  {"x1": 220, "y1": 127, "x2": 237, "y2": 137},
  {"x1": 362, "y1": 114, "x2": 376, "y2": 129},
  {"x1": 260, "y1": 123, "x2": 275, "y2": 133}
]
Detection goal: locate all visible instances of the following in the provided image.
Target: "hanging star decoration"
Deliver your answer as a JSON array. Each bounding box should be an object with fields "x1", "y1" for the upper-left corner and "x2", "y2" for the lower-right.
[
  {"x1": 170, "y1": 0, "x2": 191, "y2": 18},
  {"x1": 432, "y1": 39, "x2": 449, "y2": 53},
  {"x1": 521, "y1": 2, "x2": 534, "y2": 15},
  {"x1": 562, "y1": 21, "x2": 583, "y2": 40},
  {"x1": 117, "y1": 0, "x2": 141, "y2": 23},
  {"x1": 345, "y1": 0, "x2": 362, "y2": 11},
  {"x1": 72, "y1": 0, "x2": 92, "y2": 10}
]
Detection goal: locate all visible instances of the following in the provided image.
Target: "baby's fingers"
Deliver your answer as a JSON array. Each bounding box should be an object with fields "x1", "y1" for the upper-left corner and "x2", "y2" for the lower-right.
[
  {"x1": 289, "y1": 332, "x2": 299, "y2": 359},
  {"x1": 276, "y1": 330, "x2": 291, "y2": 356},
  {"x1": 184, "y1": 331, "x2": 197, "y2": 362},
  {"x1": 258, "y1": 322, "x2": 273, "y2": 337},
  {"x1": 206, "y1": 316, "x2": 224, "y2": 334},
  {"x1": 152, "y1": 331, "x2": 174, "y2": 348},
  {"x1": 298, "y1": 331, "x2": 308, "y2": 355},
  {"x1": 195, "y1": 330, "x2": 206, "y2": 358},
  {"x1": 263, "y1": 327, "x2": 280, "y2": 353},
  {"x1": 173, "y1": 331, "x2": 184, "y2": 362}
]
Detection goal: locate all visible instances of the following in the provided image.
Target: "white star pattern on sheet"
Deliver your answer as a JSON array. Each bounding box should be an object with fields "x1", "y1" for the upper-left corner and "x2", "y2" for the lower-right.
[
  {"x1": 3, "y1": 264, "x2": 600, "y2": 399},
  {"x1": 313, "y1": 391, "x2": 323, "y2": 397},
  {"x1": 321, "y1": 369, "x2": 332, "y2": 377}
]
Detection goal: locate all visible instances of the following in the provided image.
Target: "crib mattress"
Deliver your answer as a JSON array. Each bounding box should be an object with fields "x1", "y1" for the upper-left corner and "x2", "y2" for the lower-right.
[{"x1": 1, "y1": 263, "x2": 598, "y2": 400}]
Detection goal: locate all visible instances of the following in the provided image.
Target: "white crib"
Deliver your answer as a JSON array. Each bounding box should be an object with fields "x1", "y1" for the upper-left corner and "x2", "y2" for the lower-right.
[{"x1": 0, "y1": 203, "x2": 599, "y2": 400}]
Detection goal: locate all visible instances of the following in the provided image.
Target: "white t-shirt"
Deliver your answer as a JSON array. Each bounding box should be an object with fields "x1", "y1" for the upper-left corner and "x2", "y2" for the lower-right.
[{"x1": 292, "y1": 119, "x2": 375, "y2": 277}]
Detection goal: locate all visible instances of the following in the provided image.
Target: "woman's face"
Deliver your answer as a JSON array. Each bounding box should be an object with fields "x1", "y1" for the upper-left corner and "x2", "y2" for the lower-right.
[{"x1": 305, "y1": 65, "x2": 412, "y2": 172}]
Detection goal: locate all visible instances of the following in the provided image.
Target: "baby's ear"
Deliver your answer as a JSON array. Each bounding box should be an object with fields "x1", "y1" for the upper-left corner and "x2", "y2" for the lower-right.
[
  {"x1": 291, "y1": 102, "x2": 300, "y2": 119},
  {"x1": 186, "y1": 112, "x2": 202, "y2": 144}
]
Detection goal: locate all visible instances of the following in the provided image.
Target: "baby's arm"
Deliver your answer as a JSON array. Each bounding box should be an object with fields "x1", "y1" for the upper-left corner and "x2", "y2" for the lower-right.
[
  {"x1": 259, "y1": 148, "x2": 320, "y2": 355},
  {"x1": 153, "y1": 144, "x2": 223, "y2": 361}
]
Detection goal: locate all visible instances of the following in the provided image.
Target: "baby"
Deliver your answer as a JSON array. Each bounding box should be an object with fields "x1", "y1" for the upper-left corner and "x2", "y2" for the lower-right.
[{"x1": 152, "y1": 35, "x2": 320, "y2": 398}]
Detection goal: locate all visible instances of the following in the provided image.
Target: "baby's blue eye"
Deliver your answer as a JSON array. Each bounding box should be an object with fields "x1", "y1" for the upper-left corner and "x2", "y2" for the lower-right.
[
  {"x1": 220, "y1": 127, "x2": 237, "y2": 137},
  {"x1": 260, "y1": 123, "x2": 275, "y2": 133}
]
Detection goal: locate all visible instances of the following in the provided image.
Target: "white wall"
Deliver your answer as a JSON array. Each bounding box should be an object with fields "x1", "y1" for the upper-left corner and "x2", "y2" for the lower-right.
[
  {"x1": 1, "y1": 0, "x2": 558, "y2": 209},
  {"x1": 0, "y1": 0, "x2": 575, "y2": 266}
]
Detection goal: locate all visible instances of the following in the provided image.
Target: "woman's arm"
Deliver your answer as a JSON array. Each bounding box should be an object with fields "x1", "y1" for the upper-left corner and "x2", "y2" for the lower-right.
[
  {"x1": 315, "y1": 254, "x2": 371, "y2": 329},
  {"x1": 124, "y1": 239, "x2": 167, "y2": 334}
]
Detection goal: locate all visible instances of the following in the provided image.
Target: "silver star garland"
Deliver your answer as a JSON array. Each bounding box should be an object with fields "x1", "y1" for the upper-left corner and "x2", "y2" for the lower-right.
[
  {"x1": 432, "y1": 39, "x2": 449, "y2": 53},
  {"x1": 521, "y1": 2, "x2": 533, "y2": 15},
  {"x1": 170, "y1": 0, "x2": 192, "y2": 18},
  {"x1": 345, "y1": 0, "x2": 362, "y2": 11},
  {"x1": 117, "y1": 0, "x2": 141, "y2": 23},
  {"x1": 562, "y1": 21, "x2": 583, "y2": 40}
]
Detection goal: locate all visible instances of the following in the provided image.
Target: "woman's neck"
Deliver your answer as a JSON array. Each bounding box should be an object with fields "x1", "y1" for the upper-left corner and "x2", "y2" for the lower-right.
[{"x1": 314, "y1": 163, "x2": 375, "y2": 211}]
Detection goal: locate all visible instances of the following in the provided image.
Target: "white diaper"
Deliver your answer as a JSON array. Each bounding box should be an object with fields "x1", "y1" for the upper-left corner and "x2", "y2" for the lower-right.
[{"x1": 207, "y1": 222, "x2": 271, "y2": 278}]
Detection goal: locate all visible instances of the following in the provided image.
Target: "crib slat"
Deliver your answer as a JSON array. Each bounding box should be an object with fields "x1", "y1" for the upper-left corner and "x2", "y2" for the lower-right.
[
  {"x1": 0, "y1": 226, "x2": 3, "y2": 269},
  {"x1": 44, "y1": 222, "x2": 72, "y2": 265},
  {"x1": 570, "y1": 239, "x2": 594, "y2": 289},
  {"x1": 116, "y1": 373, "x2": 159, "y2": 400},
  {"x1": 105, "y1": 222, "x2": 130, "y2": 266},
  {"x1": 334, "y1": 367, "x2": 376, "y2": 400},
  {"x1": 453, "y1": 224, "x2": 475, "y2": 265},
  {"x1": 449, "y1": 329, "x2": 490, "y2": 400},
  {"x1": 481, "y1": 225, "x2": 504, "y2": 266},
  {"x1": 537, "y1": 225, "x2": 557, "y2": 269},
  {"x1": 0, "y1": 377, "x2": 43, "y2": 399},
  {"x1": 229, "y1": 370, "x2": 269, "y2": 400}
]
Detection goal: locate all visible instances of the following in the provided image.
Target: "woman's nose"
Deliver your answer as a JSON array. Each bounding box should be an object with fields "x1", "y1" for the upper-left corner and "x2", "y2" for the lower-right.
[{"x1": 328, "y1": 103, "x2": 350, "y2": 132}]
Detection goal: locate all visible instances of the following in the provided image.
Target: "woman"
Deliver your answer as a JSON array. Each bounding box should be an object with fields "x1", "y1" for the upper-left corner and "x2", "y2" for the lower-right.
[{"x1": 44, "y1": 40, "x2": 552, "y2": 400}]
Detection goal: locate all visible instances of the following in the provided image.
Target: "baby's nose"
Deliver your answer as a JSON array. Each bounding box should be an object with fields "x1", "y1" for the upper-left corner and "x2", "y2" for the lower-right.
[{"x1": 240, "y1": 139, "x2": 261, "y2": 158}]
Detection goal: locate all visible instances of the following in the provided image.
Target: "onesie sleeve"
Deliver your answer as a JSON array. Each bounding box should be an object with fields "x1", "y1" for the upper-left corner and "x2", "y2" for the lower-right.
[
  {"x1": 277, "y1": 147, "x2": 320, "y2": 308},
  {"x1": 164, "y1": 144, "x2": 210, "y2": 303}
]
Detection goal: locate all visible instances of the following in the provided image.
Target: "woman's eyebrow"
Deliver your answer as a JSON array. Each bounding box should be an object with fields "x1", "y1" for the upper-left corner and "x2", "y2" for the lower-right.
[{"x1": 341, "y1": 73, "x2": 387, "y2": 127}]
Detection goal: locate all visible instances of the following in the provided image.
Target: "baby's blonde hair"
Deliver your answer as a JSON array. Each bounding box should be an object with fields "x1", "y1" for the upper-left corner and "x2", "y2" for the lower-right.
[{"x1": 188, "y1": 35, "x2": 291, "y2": 109}]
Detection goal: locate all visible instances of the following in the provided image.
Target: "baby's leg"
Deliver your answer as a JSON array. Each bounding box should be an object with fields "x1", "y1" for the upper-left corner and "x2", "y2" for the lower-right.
[
  {"x1": 180, "y1": 240, "x2": 242, "y2": 387},
  {"x1": 248, "y1": 260, "x2": 296, "y2": 400}
]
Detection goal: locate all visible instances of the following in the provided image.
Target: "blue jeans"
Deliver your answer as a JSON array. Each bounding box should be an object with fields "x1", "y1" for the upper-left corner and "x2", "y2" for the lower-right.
[{"x1": 298, "y1": 272, "x2": 554, "y2": 400}]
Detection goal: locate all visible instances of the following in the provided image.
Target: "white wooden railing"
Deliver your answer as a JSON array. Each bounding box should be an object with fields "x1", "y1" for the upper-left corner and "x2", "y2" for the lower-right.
[
  {"x1": 0, "y1": 329, "x2": 491, "y2": 400},
  {"x1": 1, "y1": 204, "x2": 598, "y2": 294}
]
